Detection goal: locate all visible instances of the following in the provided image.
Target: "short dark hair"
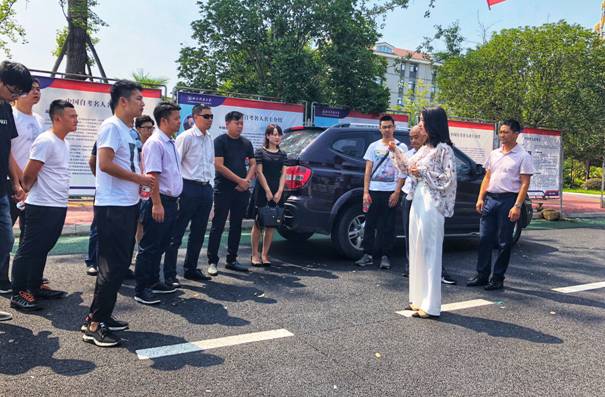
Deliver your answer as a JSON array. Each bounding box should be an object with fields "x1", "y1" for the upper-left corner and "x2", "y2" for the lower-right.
[
  {"x1": 49, "y1": 99, "x2": 74, "y2": 121},
  {"x1": 135, "y1": 115, "x2": 154, "y2": 128},
  {"x1": 264, "y1": 124, "x2": 283, "y2": 148},
  {"x1": 0, "y1": 61, "x2": 33, "y2": 93},
  {"x1": 153, "y1": 101, "x2": 181, "y2": 126},
  {"x1": 379, "y1": 115, "x2": 395, "y2": 125},
  {"x1": 421, "y1": 106, "x2": 453, "y2": 147},
  {"x1": 110, "y1": 80, "x2": 142, "y2": 113},
  {"x1": 501, "y1": 119, "x2": 522, "y2": 133},
  {"x1": 192, "y1": 104, "x2": 211, "y2": 116},
  {"x1": 225, "y1": 111, "x2": 243, "y2": 123}
]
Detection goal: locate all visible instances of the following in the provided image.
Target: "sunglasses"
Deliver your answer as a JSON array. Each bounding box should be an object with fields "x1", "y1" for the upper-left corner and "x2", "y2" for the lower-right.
[{"x1": 199, "y1": 114, "x2": 214, "y2": 120}]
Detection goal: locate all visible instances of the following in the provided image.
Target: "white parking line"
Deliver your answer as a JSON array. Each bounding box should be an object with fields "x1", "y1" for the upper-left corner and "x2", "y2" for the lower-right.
[
  {"x1": 552, "y1": 281, "x2": 605, "y2": 294},
  {"x1": 396, "y1": 299, "x2": 494, "y2": 317},
  {"x1": 136, "y1": 329, "x2": 294, "y2": 360}
]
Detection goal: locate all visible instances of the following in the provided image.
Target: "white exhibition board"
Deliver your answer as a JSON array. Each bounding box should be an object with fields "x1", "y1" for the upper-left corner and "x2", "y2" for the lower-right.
[
  {"x1": 517, "y1": 127, "x2": 562, "y2": 198},
  {"x1": 33, "y1": 77, "x2": 162, "y2": 196},
  {"x1": 448, "y1": 120, "x2": 495, "y2": 165},
  {"x1": 176, "y1": 91, "x2": 305, "y2": 148}
]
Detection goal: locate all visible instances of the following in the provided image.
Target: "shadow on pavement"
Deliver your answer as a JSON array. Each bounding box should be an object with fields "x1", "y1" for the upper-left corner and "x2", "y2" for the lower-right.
[
  {"x1": 0, "y1": 323, "x2": 95, "y2": 376},
  {"x1": 440, "y1": 312, "x2": 563, "y2": 344}
]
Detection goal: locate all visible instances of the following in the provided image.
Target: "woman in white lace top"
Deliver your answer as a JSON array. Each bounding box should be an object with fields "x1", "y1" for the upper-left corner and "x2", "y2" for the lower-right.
[{"x1": 391, "y1": 106, "x2": 457, "y2": 318}]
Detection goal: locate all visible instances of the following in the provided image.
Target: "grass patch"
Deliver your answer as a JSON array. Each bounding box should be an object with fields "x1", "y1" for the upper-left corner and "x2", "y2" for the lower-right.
[{"x1": 564, "y1": 188, "x2": 603, "y2": 195}]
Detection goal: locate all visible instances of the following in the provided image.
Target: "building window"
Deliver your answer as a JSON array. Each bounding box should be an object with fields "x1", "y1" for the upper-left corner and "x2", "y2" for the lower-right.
[{"x1": 377, "y1": 45, "x2": 393, "y2": 54}]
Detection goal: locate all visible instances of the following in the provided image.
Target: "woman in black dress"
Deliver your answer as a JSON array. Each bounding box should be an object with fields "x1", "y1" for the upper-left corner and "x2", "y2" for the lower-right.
[{"x1": 250, "y1": 124, "x2": 287, "y2": 267}]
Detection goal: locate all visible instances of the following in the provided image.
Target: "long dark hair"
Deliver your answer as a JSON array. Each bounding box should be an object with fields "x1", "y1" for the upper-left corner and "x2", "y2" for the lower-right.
[
  {"x1": 264, "y1": 124, "x2": 283, "y2": 148},
  {"x1": 421, "y1": 106, "x2": 453, "y2": 147}
]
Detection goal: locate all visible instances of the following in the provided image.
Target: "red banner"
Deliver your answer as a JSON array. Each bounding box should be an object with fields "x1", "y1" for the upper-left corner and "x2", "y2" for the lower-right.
[{"x1": 487, "y1": 0, "x2": 507, "y2": 9}]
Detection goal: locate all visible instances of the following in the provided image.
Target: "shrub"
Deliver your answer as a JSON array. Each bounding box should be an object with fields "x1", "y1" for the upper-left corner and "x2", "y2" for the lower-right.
[{"x1": 581, "y1": 178, "x2": 603, "y2": 190}]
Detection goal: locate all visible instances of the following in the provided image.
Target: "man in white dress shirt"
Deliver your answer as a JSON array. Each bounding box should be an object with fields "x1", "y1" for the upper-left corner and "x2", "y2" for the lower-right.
[
  {"x1": 467, "y1": 119, "x2": 535, "y2": 291},
  {"x1": 163, "y1": 104, "x2": 215, "y2": 285}
]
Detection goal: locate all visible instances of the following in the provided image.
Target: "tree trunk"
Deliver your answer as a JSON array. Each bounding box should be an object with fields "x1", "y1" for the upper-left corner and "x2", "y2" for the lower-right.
[
  {"x1": 65, "y1": 0, "x2": 88, "y2": 80},
  {"x1": 585, "y1": 160, "x2": 591, "y2": 181}
]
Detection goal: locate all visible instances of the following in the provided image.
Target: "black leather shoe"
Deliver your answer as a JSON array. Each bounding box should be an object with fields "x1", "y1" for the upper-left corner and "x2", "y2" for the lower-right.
[
  {"x1": 484, "y1": 280, "x2": 504, "y2": 291},
  {"x1": 466, "y1": 275, "x2": 489, "y2": 287},
  {"x1": 184, "y1": 269, "x2": 211, "y2": 281},
  {"x1": 226, "y1": 261, "x2": 249, "y2": 272}
]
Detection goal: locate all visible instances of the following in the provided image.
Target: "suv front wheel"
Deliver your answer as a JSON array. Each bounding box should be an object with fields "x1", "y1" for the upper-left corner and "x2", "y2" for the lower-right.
[{"x1": 331, "y1": 205, "x2": 365, "y2": 260}]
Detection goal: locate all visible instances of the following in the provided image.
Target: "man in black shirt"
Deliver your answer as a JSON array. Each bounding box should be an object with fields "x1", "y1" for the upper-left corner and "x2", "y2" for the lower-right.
[
  {"x1": 0, "y1": 61, "x2": 33, "y2": 321},
  {"x1": 207, "y1": 111, "x2": 256, "y2": 275}
]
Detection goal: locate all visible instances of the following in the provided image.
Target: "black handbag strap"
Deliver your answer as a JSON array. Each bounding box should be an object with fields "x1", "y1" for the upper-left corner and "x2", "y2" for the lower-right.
[{"x1": 370, "y1": 143, "x2": 400, "y2": 179}]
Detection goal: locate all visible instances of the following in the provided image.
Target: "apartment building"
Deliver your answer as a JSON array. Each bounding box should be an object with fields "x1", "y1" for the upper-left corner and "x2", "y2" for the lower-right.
[{"x1": 373, "y1": 41, "x2": 438, "y2": 108}]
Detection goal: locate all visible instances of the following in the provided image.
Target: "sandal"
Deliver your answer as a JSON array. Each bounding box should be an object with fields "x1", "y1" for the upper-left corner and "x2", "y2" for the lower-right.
[
  {"x1": 404, "y1": 303, "x2": 420, "y2": 311},
  {"x1": 411, "y1": 309, "x2": 439, "y2": 319}
]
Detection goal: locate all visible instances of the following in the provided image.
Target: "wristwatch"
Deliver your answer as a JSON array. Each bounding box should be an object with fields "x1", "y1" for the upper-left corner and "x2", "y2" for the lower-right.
[{"x1": 513, "y1": 203, "x2": 522, "y2": 209}]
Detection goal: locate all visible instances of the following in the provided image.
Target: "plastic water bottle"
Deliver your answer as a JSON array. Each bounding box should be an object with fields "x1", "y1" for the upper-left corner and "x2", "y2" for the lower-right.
[
  {"x1": 362, "y1": 201, "x2": 370, "y2": 213},
  {"x1": 16, "y1": 201, "x2": 25, "y2": 211},
  {"x1": 139, "y1": 185, "x2": 151, "y2": 201}
]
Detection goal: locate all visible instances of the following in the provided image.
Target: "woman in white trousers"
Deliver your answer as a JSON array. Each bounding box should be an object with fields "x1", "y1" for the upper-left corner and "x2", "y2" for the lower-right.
[{"x1": 392, "y1": 106, "x2": 457, "y2": 319}]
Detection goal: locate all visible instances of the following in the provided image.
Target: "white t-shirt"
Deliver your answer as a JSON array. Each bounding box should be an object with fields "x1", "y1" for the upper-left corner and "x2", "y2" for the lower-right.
[
  {"x1": 25, "y1": 130, "x2": 70, "y2": 207},
  {"x1": 11, "y1": 108, "x2": 45, "y2": 170},
  {"x1": 94, "y1": 116, "x2": 141, "y2": 206},
  {"x1": 363, "y1": 139, "x2": 408, "y2": 191}
]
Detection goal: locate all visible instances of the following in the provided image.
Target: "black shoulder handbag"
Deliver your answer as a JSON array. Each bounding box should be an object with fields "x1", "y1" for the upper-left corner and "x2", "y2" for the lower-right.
[{"x1": 257, "y1": 201, "x2": 284, "y2": 228}]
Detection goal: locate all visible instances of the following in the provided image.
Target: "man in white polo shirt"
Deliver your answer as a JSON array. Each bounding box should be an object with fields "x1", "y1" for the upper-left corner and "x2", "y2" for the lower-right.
[
  {"x1": 82, "y1": 80, "x2": 153, "y2": 348},
  {"x1": 467, "y1": 119, "x2": 535, "y2": 291},
  {"x1": 163, "y1": 104, "x2": 214, "y2": 286},
  {"x1": 10, "y1": 100, "x2": 76, "y2": 311}
]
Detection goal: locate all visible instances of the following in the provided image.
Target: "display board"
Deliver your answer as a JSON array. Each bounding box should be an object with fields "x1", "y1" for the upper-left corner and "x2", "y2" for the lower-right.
[
  {"x1": 517, "y1": 127, "x2": 562, "y2": 198},
  {"x1": 312, "y1": 104, "x2": 409, "y2": 128},
  {"x1": 176, "y1": 91, "x2": 305, "y2": 148},
  {"x1": 448, "y1": 120, "x2": 495, "y2": 165},
  {"x1": 33, "y1": 76, "x2": 162, "y2": 196}
]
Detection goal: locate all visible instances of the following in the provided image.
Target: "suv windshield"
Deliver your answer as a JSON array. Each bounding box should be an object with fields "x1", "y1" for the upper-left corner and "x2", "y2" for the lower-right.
[{"x1": 280, "y1": 129, "x2": 323, "y2": 156}]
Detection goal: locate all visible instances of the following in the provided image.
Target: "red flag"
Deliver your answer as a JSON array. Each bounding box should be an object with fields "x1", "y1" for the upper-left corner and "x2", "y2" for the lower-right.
[{"x1": 487, "y1": 0, "x2": 507, "y2": 9}]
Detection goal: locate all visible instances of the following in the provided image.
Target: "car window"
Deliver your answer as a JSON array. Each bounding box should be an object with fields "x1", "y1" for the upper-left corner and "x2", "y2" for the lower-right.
[
  {"x1": 331, "y1": 137, "x2": 366, "y2": 158},
  {"x1": 280, "y1": 130, "x2": 323, "y2": 156}
]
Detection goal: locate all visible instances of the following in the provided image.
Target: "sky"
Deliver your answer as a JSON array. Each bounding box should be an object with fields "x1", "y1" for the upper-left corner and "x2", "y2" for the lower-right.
[{"x1": 4, "y1": 0, "x2": 601, "y2": 91}]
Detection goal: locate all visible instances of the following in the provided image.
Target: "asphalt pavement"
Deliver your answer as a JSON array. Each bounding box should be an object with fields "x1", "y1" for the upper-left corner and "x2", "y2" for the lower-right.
[{"x1": 1, "y1": 220, "x2": 604, "y2": 396}]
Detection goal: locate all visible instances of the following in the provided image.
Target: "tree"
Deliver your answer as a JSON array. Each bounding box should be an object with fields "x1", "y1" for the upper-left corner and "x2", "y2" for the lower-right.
[
  {"x1": 177, "y1": 0, "x2": 418, "y2": 113},
  {"x1": 436, "y1": 22, "x2": 605, "y2": 179},
  {"x1": 53, "y1": 0, "x2": 107, "y2": 80},
  {"x1": 0, "y1": 0, "x2": 26, "y2": 57},
  {"x1": 131, "y1": 69, "x2": 168, "y2": 89},
  {"x1": 394, "y1": 79, "x2": 439, "y2": 126}
]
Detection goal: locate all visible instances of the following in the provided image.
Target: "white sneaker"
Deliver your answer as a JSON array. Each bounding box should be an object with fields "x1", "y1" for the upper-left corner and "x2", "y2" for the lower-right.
[
  {"x1": 207, "y1": 263, "x2": 218, "y2": 276},
  {"x1": 354, "y1": 254, "x2": 372, "y2": 267}
]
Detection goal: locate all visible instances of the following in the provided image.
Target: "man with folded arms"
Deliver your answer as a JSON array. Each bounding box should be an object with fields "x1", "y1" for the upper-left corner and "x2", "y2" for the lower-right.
[
  {"x1": 163, "y1": 104, "x2": 214, "y2": 286},
  {"x1": 134, "y1": 102, "x2": 183, "y2": 304},
  {"x1": 10, "y1": 100, "x2": 76, "y2": 311}
]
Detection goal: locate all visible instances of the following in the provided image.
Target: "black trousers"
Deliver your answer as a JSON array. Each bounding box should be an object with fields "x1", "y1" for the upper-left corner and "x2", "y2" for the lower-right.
[
  {"x1": 89, "y1": 204, "x2": 138, "y2": 323},
  {"x1": 11, "y1": 204, "x2": 66, "y2": 293},
  {"x1": 135, "y1": 196, "x2": 178, "y2": 292},
  {"x1": 207, "y1": 188, "x2": 250, "y2": 264},
  {"x1": 164, "y1": 180, "x2": 213, "y2": 278},
  {"x1": 476, "y1": 193, "x2": 517, "y2": 282},
  {"x1": 362, "y1": 191, "x2": 400, "y2": 260}
]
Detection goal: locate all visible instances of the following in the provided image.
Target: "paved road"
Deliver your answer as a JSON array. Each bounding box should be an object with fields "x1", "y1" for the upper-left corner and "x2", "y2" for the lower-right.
[{"x1": 1, "y1": 222, "x2": 604, "y2": 396}]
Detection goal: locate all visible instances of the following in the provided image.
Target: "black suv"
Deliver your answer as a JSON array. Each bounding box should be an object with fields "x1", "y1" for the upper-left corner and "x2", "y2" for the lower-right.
[{"x1": 278, "y1": 125, "x2": 533, "y2": 259}]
